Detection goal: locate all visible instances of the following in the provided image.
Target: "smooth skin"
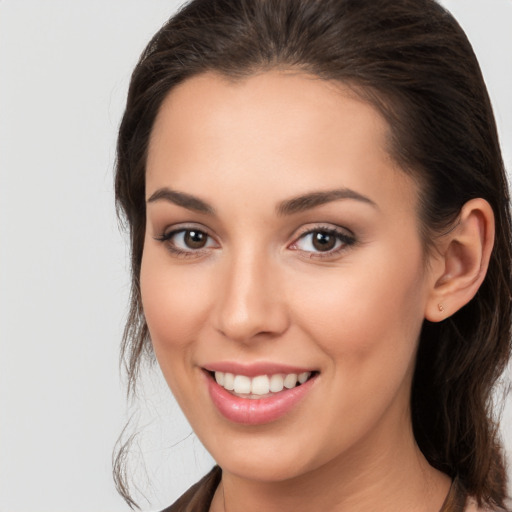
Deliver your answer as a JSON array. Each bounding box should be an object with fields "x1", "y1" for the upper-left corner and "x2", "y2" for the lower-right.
[{"x1": 141, "y1": 71, "x2": 494, "y2": 512}]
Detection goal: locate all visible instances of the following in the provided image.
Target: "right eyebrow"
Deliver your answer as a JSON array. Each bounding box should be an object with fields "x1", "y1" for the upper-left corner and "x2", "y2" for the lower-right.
[
  {"x1": 277, "y1": 188, "x2": 378, "y2": 216},
  {"x1": 146, "y1": 187, "x2": 215, "y2": 215}
]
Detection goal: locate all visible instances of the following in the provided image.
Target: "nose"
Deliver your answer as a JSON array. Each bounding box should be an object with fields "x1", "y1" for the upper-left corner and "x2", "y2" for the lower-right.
[{"x1": 213, "y1": 249, "x2": 289, "y2": 343}]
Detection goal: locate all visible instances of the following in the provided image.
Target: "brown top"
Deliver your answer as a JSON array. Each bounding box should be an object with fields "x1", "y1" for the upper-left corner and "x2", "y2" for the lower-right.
[
  {"x1": 161, "y1": 466, "x2": 221, "y2": 512},
  {"x1": 160, "y1": 466, "x2": 486, "y2": 512}
]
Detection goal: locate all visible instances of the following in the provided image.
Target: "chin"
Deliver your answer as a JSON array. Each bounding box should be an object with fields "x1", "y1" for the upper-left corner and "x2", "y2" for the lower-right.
[
  {"x1": 215, "y1": 451, "x2": 312, "y2": 483},
  {"x1": 198, "y1": 424, "x2": 331, "y2": 484}
]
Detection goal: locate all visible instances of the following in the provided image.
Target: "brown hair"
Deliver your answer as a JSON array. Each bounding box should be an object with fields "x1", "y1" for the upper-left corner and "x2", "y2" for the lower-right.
[{"x1": 114, "y1": 0, "x2": 512, "y2": 508}]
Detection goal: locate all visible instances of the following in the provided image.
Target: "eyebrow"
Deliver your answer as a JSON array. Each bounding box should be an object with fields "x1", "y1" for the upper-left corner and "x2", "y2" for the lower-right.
[
  {"x1": 277, "y1": 188, "x2": 377, "y2": 216},
  {"x1": 147, "y1": 188, "x2": 215, "y2": 215},
  {"x1": 146, "y1": 186, "x2": 377, "y2": 216}
]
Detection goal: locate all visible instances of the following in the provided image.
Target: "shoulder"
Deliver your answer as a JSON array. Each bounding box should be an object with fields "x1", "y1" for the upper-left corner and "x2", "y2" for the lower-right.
[{"x1": 160, "y1": 466, "x2": 222, "y2": 512}]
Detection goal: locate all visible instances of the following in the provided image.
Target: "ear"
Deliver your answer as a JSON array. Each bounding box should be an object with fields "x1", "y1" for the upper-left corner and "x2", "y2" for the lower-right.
[{"x1": 424, "y1": 198, "x2": 495, "y2": 322}]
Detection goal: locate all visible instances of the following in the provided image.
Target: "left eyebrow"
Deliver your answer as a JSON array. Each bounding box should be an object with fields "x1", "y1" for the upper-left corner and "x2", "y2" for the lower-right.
[
  {"x1": 146, "y1": 187, "x2": 215, "y2": 215},
  {"x1": 277, "y1": 188, "x2": 378, "y2": 216}
]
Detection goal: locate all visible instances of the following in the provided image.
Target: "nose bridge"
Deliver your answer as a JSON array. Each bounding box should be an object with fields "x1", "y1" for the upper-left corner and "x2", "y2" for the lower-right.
[{"x1": 215, "y1": 243, "x2": 287, "y2": 342}]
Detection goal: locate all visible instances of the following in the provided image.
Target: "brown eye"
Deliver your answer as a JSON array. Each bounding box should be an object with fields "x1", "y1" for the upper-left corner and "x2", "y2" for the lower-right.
[
  {"x1": 156, "y1": 228, "x2": 217, "y2": 255},
  {"x1": 184, "y1": 230, "x2": 207, "y2": 249},
  {"x1": 312, "y1": 231, "x2": 336, "y2": 252},
  {"x1": 291, "y1": 227, "x2": 356, "y2": 256}
]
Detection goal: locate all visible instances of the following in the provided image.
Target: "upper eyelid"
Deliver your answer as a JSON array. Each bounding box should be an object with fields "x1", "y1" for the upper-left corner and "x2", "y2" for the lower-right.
[
  {"x1": 157, "y1": 222, "x2": 215, "y2": 238},
  {"x1": 292, "y1": 223, "x2": 355, "y2": 239},
  {"x1": 294, "y1": 230, "x2": 354, "y2": 245},
  {"x1": 288, "y1": 225, "x2": 357, "y2": 253},
  {"x1": 155, "y1": 227, "x2": 218, "y2": 256},
  {"x1": 154, "y1": 223, "x2": 355, "y2": 246}
]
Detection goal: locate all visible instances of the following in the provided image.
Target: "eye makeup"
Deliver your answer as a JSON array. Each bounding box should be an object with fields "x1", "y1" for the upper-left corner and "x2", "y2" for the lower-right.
[{"x1": 153, "y1": 222, "x2": 357, "y2": 261}]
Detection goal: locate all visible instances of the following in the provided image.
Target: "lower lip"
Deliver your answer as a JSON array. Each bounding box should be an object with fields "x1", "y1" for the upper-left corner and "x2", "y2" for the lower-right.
[{"x1": 205, "y1": 372, "x2": 317, "y2": 425}]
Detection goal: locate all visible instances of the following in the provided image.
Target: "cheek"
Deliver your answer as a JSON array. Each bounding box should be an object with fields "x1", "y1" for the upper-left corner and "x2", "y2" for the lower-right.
[
  {"x1": 284, "y1": 253, "x2": 428, "y2": 452},
  {"x1": 289, "y1": 248, "x2": 427, "y2": 370},
  {"x1": 140, "y1": 245, "x2": 212, "y2": 354}
]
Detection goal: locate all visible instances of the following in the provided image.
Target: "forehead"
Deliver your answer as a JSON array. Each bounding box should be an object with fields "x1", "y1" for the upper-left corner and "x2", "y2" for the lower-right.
[
  {"x1": 146, "y1": 70, "x2": 417, "y2": 216},
  {"x1": 148, "y1": 70, "x2": 390, "y2": 162}
]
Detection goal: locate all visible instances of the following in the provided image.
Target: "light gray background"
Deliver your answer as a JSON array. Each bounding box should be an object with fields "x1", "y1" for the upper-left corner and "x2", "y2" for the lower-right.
[{"x1": 0, "y1": 1, "x2": 511, "y2": 511}]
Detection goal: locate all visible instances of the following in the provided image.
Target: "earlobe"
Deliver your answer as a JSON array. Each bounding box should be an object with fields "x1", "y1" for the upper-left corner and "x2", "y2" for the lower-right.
[{"x1": 425, "y1": 198, "x2": 495, "y2": 322}]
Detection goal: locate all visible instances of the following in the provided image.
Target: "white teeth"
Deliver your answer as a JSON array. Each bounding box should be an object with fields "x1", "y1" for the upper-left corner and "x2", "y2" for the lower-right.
[
  {"x1": 284, "y1": 373, "x2": 298, "y2": 389},
  {"x1": 251, "y1": 375, "x2": 270, "y2": 395},
  {"x1": 223, "y1": 372, "x2": 235, "y2": 391},
  {"x1": 233, "y1": 375, "x2": 251, "y2": 394},
  {"x1": 213, "y1": 370, "x2": 312, "y2": 396},
  {"x1": 269, "y1": 374, "x2": 284, "y2": 392},
  {"x1": 298, "y1": 372, "x2": 309, "y2": 384}
]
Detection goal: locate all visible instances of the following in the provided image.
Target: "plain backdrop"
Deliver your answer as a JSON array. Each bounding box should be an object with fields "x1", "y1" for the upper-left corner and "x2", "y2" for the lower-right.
[{"x1": 0, "y1": 1, "x2": 511, "y2": 511}]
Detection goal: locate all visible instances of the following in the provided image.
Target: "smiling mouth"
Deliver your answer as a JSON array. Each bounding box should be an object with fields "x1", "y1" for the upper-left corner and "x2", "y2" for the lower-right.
[{"x1": 206, "y1": 370, "x2": 318, "y2": 399}]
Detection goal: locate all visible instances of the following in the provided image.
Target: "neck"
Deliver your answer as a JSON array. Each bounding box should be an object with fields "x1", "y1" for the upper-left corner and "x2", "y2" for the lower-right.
[{"x1": 211, "y1": 419, "x2": 451, "y2": 512}]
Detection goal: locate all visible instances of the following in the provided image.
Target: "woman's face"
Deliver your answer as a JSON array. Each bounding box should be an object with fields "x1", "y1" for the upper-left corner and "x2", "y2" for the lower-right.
[{"x1": 141, "y1": 71, "x2": 437, "y2": 482}]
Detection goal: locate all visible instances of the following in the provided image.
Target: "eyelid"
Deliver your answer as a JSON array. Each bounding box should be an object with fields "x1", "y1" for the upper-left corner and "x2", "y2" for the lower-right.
[
  {"x1": 288, "y1": 224, "x2": 356, "y2": 258},
  {"x1": 153, "y1": 222, "x2": 356, "y2": 259},
  {"x1": 154, "y1": 222, "x2": 216, "y2": 240},
  {"x1": 154, "y1": 223, "x2": 219, "y2": 257},
  {"x1": 292, "y1": 223, "x2": 355, "y2": 240}
]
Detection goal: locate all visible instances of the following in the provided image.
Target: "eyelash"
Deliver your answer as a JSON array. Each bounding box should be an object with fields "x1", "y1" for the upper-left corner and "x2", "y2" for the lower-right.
[
  {"x1": 154, "y1": 225, "x2": 356, "y2": 259},
  {"x1": 154, "y1": 226, "x2": 216, "y2": 259},
  {"x1": 290, "y1": 225, "x2": 356, "y2": 259}
]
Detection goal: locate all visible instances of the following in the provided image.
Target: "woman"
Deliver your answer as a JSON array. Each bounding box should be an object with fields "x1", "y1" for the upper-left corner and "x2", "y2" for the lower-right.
[{"x1": 113, "y1": 0, "x2": 512, "y2": 510}]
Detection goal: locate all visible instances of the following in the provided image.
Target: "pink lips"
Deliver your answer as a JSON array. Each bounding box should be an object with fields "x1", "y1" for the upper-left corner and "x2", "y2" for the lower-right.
[{"x1": 202, "y1": 362, "x2": 318, "y2": 425}]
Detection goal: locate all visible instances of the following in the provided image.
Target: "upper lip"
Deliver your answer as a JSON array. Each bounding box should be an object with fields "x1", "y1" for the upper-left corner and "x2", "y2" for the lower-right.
[{"x1": 202, "y1": 361, "x2": 316, "y2": 377}]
